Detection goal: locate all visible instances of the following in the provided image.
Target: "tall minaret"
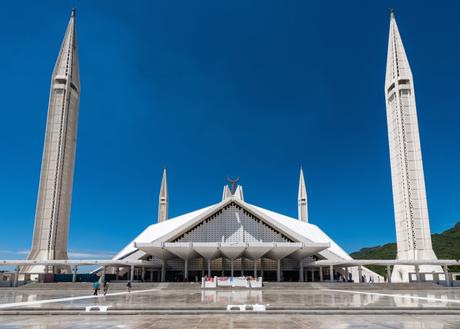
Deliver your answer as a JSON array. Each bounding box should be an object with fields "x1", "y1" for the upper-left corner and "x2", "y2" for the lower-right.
[
  {"x1": 158, "y1": 168, "x2": 168, "y2": 223},
  {"x1": 298, "y1": 167, "x2": 308, "y2": 223},
  {"x1": 385, "y1": 11, "x2": 439, "y2": 281},
  {"x1": 25, "y1": 9, "x2": 80, "y2": 274}
]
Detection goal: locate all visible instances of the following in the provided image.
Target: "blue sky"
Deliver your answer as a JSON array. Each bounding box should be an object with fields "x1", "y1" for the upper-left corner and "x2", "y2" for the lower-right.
[{"x1": 0, "y1": 0, "x2": 459, "y2": 260}]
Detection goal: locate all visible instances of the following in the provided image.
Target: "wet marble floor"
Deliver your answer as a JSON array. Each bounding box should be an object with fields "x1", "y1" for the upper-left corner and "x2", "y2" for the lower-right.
[
  {"x1": 1, "y1": 314, "x2": 460, "y2": 329},
  {"x1": 0, "y1": 288, "x2": 460, "y2": 309}
]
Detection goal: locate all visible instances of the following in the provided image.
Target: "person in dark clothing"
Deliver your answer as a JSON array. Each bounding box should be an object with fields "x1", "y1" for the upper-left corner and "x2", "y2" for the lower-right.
[
  {"x1": 103, "y1": 281, "x2": 109, "y2": 296},
  {"x1": 126, "y1": 281, "x2": 132, "y2": 293},
  {"x1": 92, "y1": 281, "x2": 100, "y2": 296}
]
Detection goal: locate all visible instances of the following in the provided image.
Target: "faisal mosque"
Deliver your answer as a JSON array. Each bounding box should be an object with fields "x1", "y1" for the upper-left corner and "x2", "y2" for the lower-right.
[{"x1": 21, "y1": 9, "x2": 446, "y2": 283}]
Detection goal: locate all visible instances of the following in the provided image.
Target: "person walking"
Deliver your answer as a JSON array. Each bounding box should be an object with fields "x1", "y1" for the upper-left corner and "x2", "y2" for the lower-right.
[
  {"x1": 92, "y1": 281, "x2": 100, "y2": 296},
  {"x1": 126, "y1": 281, "x2": 132, "y2": 293},
  {"x1": 103, "y1": 281, "x2": 109, "y2": 296}
]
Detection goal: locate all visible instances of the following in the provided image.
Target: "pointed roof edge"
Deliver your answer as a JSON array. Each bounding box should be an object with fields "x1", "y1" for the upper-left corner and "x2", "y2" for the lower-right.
[
  {"x1": 71, "y1": 7, "x2": 76, "y2": 17},
  {"x1": 153, "y1": 198, "x2": 313, "y2": 246}
]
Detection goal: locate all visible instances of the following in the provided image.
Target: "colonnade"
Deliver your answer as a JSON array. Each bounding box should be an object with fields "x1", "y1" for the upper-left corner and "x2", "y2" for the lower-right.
[{"x1": 4, "y1": 261, "x2": 456, "y2": 286}]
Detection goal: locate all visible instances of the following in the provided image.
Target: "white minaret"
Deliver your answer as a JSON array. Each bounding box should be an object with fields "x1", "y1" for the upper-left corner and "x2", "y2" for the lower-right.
[
  {"x1": 298, "y1": 167, "x2": 308, "y2": 223},
  {"x1": 25, "y1": 9, "x2": 80, "y2": 274},
  {"x1": 385, "y1": 11, "x2": 440, "y2": 282},
  {"x1": 157, "y1": 168, "x2": 168, "y2": 223}
]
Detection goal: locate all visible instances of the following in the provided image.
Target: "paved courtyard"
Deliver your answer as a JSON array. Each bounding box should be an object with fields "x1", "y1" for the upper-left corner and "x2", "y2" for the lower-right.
[
  {"x1": 1, "y1": 314, "x2": 460, "y2": 329},
  {"x1": 1, "y1": 286, "x2": 460, "y2": 310},
  {"x1": 0, "y1": 285, "x2": 459, "y2": 328}
]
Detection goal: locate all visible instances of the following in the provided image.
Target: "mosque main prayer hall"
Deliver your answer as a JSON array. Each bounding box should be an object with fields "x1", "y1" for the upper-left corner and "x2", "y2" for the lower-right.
[
  {"x1": 112, "y1": 170, "x2": 381, "y2": 283},
  {"x1": 19, "y1": 8, "x2": 453, "y2": 284}
]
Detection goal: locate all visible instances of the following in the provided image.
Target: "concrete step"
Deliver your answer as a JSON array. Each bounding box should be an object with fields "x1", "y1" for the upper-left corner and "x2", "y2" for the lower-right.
[
  {"x1": 263, "y1": 282, "x2": 447, "y2": 290},
  {"x1": 8, "y1": 281, "x2": 449, "y2": 291},
  {"x1": 13, "y1": 282, "x2": 202, "y2": 290}
]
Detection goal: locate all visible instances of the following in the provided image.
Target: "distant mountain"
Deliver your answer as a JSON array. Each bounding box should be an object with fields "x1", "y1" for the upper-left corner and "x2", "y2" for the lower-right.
[{"x1": 351, "y1": 222, "x2": 460, "y2": 276}]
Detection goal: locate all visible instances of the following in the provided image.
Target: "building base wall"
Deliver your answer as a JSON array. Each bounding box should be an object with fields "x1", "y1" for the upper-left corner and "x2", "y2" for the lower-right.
[{"x1": 391, "y1": 264, "x2": 444, "y2": 282}]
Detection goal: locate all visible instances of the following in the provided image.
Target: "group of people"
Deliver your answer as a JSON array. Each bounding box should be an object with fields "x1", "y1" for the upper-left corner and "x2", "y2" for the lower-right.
[
  {"x1": 92, "y1": 280, "x2": 109, "y2": 296},
  {"x1": 92, "y1": 280, "x2": 133, "y2": 296}
]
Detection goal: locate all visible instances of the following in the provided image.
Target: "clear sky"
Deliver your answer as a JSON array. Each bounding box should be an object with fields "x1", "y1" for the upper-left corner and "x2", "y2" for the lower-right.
[{"x1": 0, "y1": 0, "x2": 459, "y2": 260}]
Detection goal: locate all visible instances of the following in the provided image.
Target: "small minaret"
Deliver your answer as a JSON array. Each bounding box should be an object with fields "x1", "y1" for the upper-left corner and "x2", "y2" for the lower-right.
[
  {"x1": 157, "y1": 168, "x2": 168, "y2": 223},
  {"x1": 298, "y1": 167, "x2": 308, "y2": 223}
]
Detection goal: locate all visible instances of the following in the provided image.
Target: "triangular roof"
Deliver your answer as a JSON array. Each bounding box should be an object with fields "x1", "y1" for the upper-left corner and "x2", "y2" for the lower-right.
[{"x1": 113, "y1": 197, "x2": 352, "y2": 262}]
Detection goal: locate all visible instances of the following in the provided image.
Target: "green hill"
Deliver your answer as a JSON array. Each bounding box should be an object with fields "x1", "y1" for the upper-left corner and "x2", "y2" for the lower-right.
[{"x1": 350, "y1": 222, "x2": 460, "y2": 276}]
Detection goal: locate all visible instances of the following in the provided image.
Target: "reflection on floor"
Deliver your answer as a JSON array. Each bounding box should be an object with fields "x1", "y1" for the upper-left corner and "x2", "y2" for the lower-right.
[{"x1": 1, "y1": 287, "x2": 460, "y2": 309}]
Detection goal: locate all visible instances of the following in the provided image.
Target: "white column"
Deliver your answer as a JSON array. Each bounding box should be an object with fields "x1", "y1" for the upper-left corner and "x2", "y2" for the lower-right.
[
  {"x1": 101, "y1": 266, "x2": 106, "y2": 283},
  {"x1": 116, "y1": 267, "x2": 120, "y2": 280},
  {"x1": 387, "y1": 266, "x2": 391, "y2": 283},
  {"x1": 329, "y1": 265, "x2": 334, "y2": 282},
  {"x1": 443, "y1": 265, "x2": 450, "y2": 287},
  {"x1": 415, "y1": 265, "x2": 421, "y2": 282},
  {"x1": 345, "y1": 267, "x2": 349, "y2": 282},
  {"x1": 130, "y1": 265, "x2": 135, "y2": 283},
  {"x1": 299, "y1": 259, "x2": 304, "y2": 282},
  {"x1": 231, "y1": 259, "x2": 234, "y2": 277},
  {"x1": 72, "y1": 265, "x2": 77, "y2": 283},
  {"x1": 161, "y1": 260, "x2": 166, "y2": 282},
  {"x1": 358, "y1": 266, "x2": 363, "y2": 283},
  {"x1": 207, "y1": 259, "x2": 211, "y2": 277},
  {"x1": 142, "y1": 267, "x2": 145, "y2": 281},
  {"x1": 276, "y1": 259, "x2": 281, "y2": 282},
  {"x1": 184, "y1": 259, "x2": 188, "y2": 280},
  {"x1": 13, "y1": 266, "x2": 20, "y2": 287},
  {"x1": 319, "y1": 267, "x2": 323, "y2": 282},
  {"x1": 254, "y1": 259, "x2": 257, "y2": 278}
]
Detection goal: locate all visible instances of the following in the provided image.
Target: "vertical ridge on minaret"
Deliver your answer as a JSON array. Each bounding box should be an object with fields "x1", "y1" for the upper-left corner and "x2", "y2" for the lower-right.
[
  {"x1": 298, "y1": 167, "x2": 308, "y2": 223},
  {"x1": 384, "y1": 12, "x2": 439, "y2": 281},
  {"x1": 25, "y1": 9, "x2": 80, "y2": 274},
  {"x1": 158, "y1": 168, "x2": 169, "y2": 223}
]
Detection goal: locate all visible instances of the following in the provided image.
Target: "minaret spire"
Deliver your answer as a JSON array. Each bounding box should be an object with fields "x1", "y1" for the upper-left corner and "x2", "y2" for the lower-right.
[
  {"x1": 158, "y1": 167, "x2": 169, "y2": 223},
  {"x1": 25, "y1": 9, "x2": 80, "y2": 274},
  {"x1": 389, "y1": 8, "x2": 395, "y2": 19},
  {"x1": 384, "y1": 13, "x2": 439, "y2": 281},
  {"x1": 298, "y1": 167, "x2": 308, "y2": 223}
]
